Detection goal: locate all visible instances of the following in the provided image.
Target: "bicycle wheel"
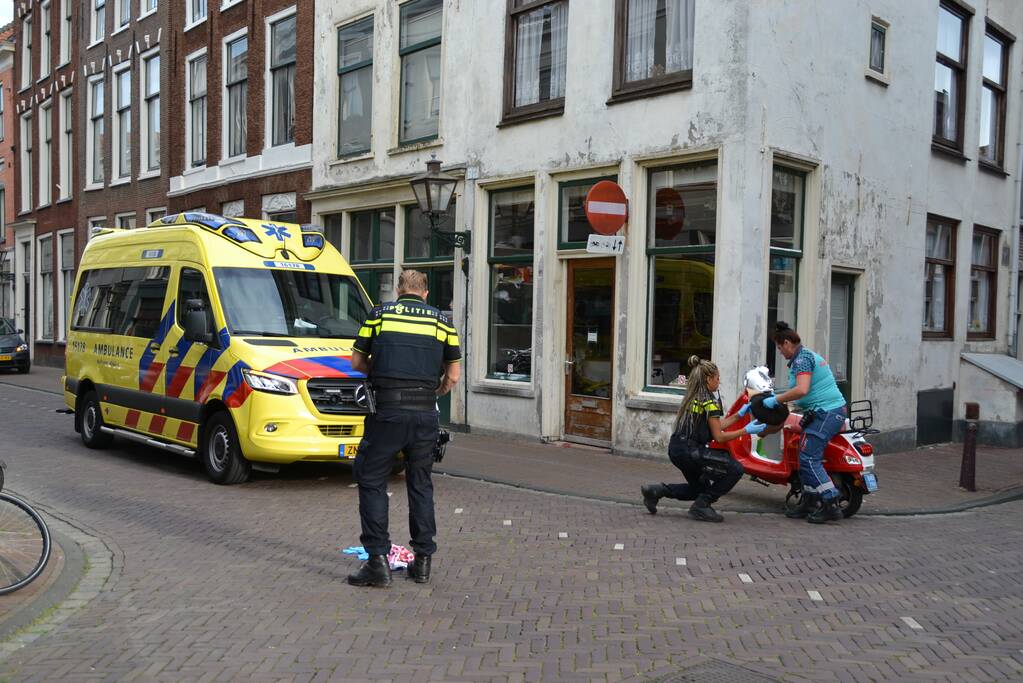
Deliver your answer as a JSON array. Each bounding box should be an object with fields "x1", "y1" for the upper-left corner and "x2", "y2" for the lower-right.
[{"x1": 0, "y1": 492, "x2": 52, "y2": 595}]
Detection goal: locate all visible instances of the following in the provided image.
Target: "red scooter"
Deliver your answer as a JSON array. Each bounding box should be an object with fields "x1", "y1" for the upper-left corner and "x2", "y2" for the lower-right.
[{"x1": 711, "y1": 396, "x2": 880, "y2": 518}]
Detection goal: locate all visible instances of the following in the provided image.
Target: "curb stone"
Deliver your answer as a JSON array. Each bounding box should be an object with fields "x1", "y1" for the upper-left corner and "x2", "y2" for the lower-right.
[{"x1": 0, "y1": 503, "x2": 116, "y2": 665}]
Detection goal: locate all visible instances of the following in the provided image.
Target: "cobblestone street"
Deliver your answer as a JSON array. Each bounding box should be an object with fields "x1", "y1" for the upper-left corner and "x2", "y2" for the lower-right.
[{"x1": 1, "y1": 379, "x2": 1023, "y2": 682}]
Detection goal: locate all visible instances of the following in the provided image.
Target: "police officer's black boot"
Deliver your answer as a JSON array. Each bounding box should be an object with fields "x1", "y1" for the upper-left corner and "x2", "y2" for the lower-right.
[
  {"x1": 785, "y1": 491, "x2": 818, "y2": 519},
  {"x1": 407, "y1": 554, "x2": 432, "y2": 584},
  {"x1": 347, "y1": 554, "x2": 392, "y2": 587},
  {"x1": 688, "y1": 494, "x2": 723, "y2": 523},
  {"x1": 807, "y1": 496, "x2": 842, "y2": 524},
  {"x1": 640, "y1": 483, "x2": 670, "y2": 514}
]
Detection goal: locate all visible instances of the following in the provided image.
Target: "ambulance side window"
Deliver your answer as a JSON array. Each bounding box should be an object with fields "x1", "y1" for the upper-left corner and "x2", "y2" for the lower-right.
[
  {"x1": 113, "y1": 266, "x2": 171, "y2": 338},
  {"x1": 177, "y1": 268, "x2": 215, "y2": 337}
]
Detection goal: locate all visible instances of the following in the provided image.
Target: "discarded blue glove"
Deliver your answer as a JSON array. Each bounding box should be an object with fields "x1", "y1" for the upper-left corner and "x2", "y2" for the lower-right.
[
  {"x1": 342, "y1": 546, "x2": 369, "y2": 561},
  {"x1": 744, "y1": 420, "x2": 767, "y2": 435},
  {"x1": 762, "y1": 395, "x2": 779, "y2": 409},
  {"x1": 737, "y1": 403, "x2": 751, "y2": 417}
]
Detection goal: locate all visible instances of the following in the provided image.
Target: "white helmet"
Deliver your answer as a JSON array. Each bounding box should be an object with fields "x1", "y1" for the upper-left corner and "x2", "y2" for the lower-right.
[{"x1": 744, "y1": 366, "x2": 774, "y2": 394}]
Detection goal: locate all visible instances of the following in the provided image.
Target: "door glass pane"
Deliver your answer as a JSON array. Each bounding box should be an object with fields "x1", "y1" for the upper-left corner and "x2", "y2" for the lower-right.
[
  {"x1": 570, "y1": 266, "x2": 613, "y2": 399},
  {"x1": 829, "y1": 280, "x2": 850, "y2": 383}
]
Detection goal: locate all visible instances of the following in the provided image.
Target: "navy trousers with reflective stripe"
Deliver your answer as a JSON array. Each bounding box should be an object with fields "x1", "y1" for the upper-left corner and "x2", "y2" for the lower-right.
[{"x1": 353, "y1": 406, "x2": 439, "y2": 557}]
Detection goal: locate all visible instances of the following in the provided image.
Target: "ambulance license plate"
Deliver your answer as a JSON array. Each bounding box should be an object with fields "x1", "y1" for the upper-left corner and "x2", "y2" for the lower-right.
[
  {"x1": 862, "y1": 472, "x2": 878, "y2": 492},
  {"x1": 340, "y1": 444, "x2": 359, "y2": 460},
  {"x1": 0, "y1": 355, "x2": 10, "y2": 362}
]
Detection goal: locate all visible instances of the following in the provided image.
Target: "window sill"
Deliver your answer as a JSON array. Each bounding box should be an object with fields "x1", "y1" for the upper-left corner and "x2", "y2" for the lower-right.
[
  {"x1": 56, "y1": 197, "x2": 73, "y2": 204},
  {"x1": 86, "y1": 40, "x2": 104, "y2": 50},
  {"x1": 978, "y1": 159, "x2": 1010, "y2": 177},
  {"x1": 109, "y1": 177, "x2": 131, "y2": 187},
  {"x1": 219, "y1": 154, "x2": 247, "y2": 167},
  {"x1": 471, "y1": 380, "x2": 534, "y2": 399},
  {"x1": 607, "y1": 77, "x2": 692, "y2": 106},
  {"x1": 36, "y1": 202, "x2": 51, "y2": 210},
  {"x1": 18, "y1": 84, "x2": 31, "y2": 94},
  {"x1": 57, "y1": 60, "x2": 71, "y2": 69},
  {"x1": 138, "y1": 8, "x2": 158, "y2": 21},
  {"x1": 184, "y1": 18, "x2": 208, "y2": 33},
  {"x1": 864, "y1": 69, "x2": 889, "y2": 86},
  {"x1": 137, "y1": 169, "x2": 161, "y2": 181},
  {"x1": 83, "y1": 184, "x2": 105, "y2": 192},
  {"x1": 112, "y1": 24, "x2": 131, "y2": 38},
  {"x1": 36, "y1": 74, "x2": 51, "y2": 85},
  {"x1": 330, "y1": 151, "x2": 373, "y2": 166},
  {"x1": 966, "y1": 334, "x2": 996, "y2": 342},
  {"x1": 922, "y1": 334, "x2": 955, "y2": 341},
  {"x1": 182, "y1": 164, "x2": 207, "y2": 176},
  {"x1": 221, "y1": 0, "x2": 245, "y2": 10},
  {"x1": 931, "y1": 142, "x2": 969, "y2": 163},
  {"x1": 625, "y1": 394, "x2": 680, "y2": 413},
  {"x1": 388, "y1": 137, "x2": 442, "y2": 156},
  {"x1": 498, "y1": 103, "x2": 564, "y2": 128}
]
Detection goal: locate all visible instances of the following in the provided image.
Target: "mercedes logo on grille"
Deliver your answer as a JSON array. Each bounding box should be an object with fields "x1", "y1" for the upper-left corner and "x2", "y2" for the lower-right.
[{"x1": 354, "y1": 384, "x2": 370, "y2": 409}]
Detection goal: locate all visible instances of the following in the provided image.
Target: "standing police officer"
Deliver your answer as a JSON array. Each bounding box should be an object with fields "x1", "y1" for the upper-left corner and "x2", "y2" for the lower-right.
[{"x1": 347, "y1": 270, "x2": 462, "y2": 587}]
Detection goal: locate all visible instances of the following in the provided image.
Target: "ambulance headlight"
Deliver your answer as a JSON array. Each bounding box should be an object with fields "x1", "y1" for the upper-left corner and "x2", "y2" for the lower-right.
[{"x1": 241, "y1": 369, "x2": 297, "y2": 395}]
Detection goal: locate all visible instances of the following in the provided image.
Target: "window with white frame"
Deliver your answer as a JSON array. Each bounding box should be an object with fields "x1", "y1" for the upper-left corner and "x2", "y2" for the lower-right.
[
  {"x1": 60, "y1": 0, "x2": 72, "y2": 64},
  {"x1": 145, "y1": 207, "x2": 166, "y2": 224},
  {"x1": 59, "y1": 91, "x2": 72, "y2": 199},
  {"x1": 59, "y1": 231, "x2": 74, "y2": 340},
  {"x1": 646, "y1": 159, "x2": 717, "y2": 389},
  {"x1": 38, "y1": 235, "x2": 54, "y2": 340},
  {"x1": 39, "y1": 102, "x2": 52, "y2": 206},
  {"x1": 19, "y1": 112, "x2": 32, "y2": 211},
  {"x1": 114, "y1": 68, "x2": 131, "y2": 179},
  {"x1": 40, "y1": 3, "x2": 51, "y2": 78},
  {"x1": 868, "y1": 17, "x2": 888, "y2": 77},
  {"x1": 188, "y1": 0, "x2": 206, "y2": 27},
  {"x1": 92, "y1": 0, "x2": 106, "y2": 44},
  {"x1": 399, "y1": 0, "x2": 442, "y2": 144},
  {"x1": 116, "y1": 0, "x2": 131, "y2": 28},
  {"x1": 0, "y1": 189, "x2": 5, "y2": 243},
  {"x1": 269, "y1": 12, "x2": 296, "y2": 146},
  {"x1": 88, "y1": 216, "x2": 107, "y2": 234},
  {"x1": 188, "y1": 53, "x2": 207, "y2": 167},
  {"x1": 116, "y1": 213, "x2": 137, "y2": 229},
  {"x1": 88, "y1": 78, "x2": 105, "y2": 184},
  {"x1": 0, "y1": 82, "x2": 5, "y2": 140},
  {"x1": 225, "y1": 34, "x2": 247, "y2": 158},
  {"x1": 20, "y1": 16, "x2": 31, "y2": 89},
  {"x1": 142, "y1": 0, "x2": 157, "y2": 14},
  {"x1": 143, "y1": 52, "x2": 160, "y2": 171},
  {"x1": 338, "y1": 16, "x2": 373, "y2": 157}
]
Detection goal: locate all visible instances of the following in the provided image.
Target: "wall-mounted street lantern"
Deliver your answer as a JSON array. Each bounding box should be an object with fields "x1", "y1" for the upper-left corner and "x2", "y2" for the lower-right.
[{"x1": 409, "y1": 156, "x2": 470, "y2": 253}]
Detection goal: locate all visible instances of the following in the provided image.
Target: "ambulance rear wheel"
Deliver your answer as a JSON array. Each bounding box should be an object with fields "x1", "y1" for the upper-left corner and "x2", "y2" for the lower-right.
[
  {"x1": 79, "y1": 390, "x2": 113, "y2": 449},
  {"x1": 201, "y1": 412, "x2": 251, "y2": 485}
]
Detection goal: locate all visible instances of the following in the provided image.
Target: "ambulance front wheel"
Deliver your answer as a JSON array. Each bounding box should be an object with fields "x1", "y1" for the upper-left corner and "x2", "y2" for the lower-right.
[
  {"x1": 201, "y1": 412, "x2": 251, "y2": 485},
  {"x1": 78, "y1": 390, "x2": 113, "y2": 449}
]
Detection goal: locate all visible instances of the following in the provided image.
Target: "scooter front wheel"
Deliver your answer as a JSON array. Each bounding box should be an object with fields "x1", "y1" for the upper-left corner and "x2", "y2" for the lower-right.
[{"x1": 833, "y1": 473, "x2": 863, "y2": 518}]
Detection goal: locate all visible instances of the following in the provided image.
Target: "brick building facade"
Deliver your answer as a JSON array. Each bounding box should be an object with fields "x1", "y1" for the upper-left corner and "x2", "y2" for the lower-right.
[
  {"x1": 166, "y1": 0, "x2": 313, "y2": 224},
  {"x1": 11, "y1": 0, "x2": 77, "y2": 367},
  {"x1": 0, "y1": 23, "x2": 16, "y2": 319}
]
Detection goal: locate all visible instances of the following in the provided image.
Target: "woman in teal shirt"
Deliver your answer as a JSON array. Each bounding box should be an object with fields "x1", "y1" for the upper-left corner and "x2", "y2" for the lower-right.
[{"x1": 761, "y1": 322, "x2": 847, "y2": 523}]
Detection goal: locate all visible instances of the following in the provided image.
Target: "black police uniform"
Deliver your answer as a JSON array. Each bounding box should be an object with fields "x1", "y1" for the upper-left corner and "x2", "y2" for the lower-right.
[
  {"x1": 664, "y1": 396, "x2": 744, "y2": 502},
  {"x1": 351, "y1": 294, "x2": 461, "y2": 559}
]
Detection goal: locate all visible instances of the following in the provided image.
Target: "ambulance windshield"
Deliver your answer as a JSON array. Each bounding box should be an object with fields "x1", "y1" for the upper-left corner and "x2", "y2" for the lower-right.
[{"x1": 214, "y1": 268, "x2": 372, "y2": 339}]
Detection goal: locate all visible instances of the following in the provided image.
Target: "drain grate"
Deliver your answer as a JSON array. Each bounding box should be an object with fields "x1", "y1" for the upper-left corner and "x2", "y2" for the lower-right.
[{"x1": 647, "y1": 658, "x2": 782, "y2": 683}]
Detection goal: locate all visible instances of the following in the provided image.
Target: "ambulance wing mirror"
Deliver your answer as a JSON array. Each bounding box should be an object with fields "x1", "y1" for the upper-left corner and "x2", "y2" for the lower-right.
[{"x1": 183, "y1": 298, "x2": 214, "y2": 345}]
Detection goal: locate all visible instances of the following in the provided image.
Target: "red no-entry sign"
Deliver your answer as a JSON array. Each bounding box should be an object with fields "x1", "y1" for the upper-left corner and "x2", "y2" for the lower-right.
[{"x1": 584, "y1": 181, "x2": 629, "y2": 236}]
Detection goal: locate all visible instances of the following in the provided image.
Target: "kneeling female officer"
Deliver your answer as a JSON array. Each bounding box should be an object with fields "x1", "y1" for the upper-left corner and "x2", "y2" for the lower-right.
[{"x1": 641, "y1": 356, "x2": 767, "y2": 522}]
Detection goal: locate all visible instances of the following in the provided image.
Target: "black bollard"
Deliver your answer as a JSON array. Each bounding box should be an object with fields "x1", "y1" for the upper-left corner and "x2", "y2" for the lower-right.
[{"x1": 960, "y1": 421, "x2": 977, "y2": 492}]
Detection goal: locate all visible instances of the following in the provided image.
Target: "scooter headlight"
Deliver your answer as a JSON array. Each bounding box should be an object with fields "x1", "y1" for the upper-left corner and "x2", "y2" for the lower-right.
[
  {"x1": 844, "y1": 454, "x2": 862, "y2": 466},
  {"x1": 241, "y1": 369, "x2": 297, "y2": 395}
]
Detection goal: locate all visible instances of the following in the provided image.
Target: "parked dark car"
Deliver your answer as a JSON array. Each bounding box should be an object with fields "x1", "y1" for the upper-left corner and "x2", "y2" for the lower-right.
[{"x1": 0, "y1": 318, "x2": 30, "y2": 373}]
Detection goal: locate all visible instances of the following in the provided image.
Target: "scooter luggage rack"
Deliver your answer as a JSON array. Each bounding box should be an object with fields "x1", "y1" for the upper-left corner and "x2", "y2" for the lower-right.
[{"x1": 843, "y1": 400, "x2": 880, "y2": 436}]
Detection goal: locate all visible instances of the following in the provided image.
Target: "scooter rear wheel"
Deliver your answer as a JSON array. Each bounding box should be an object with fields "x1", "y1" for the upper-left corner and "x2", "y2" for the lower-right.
[{"x1": 833, "y1": 473, "x2": 863, "y2": 518}]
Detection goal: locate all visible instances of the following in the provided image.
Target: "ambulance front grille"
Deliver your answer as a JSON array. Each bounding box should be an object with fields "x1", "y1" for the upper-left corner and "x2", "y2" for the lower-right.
[
  {"x1": 306, "y1": 379, "x2": 374, "y2": 415},
  {"x1": 318, "y1": 424, "x2": 358, "y2": 437}
]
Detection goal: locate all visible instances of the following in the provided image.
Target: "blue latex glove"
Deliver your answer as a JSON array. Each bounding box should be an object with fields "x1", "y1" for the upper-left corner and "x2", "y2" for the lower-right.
[
  {"x1": 342, "y1": 546, "x2": 369, "y2": 560},
  {"x1": 744, "y1": 420, "x2": 767, "y2": 435},
  {"x1": 737, "y1": 403, "x2": 751, "y2": 417},
  {"x1": 762, "y1": 394, "x2": 779, "y2": 409}
]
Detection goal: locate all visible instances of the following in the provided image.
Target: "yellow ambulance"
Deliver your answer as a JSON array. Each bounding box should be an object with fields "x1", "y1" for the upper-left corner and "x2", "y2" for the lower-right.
[{"x1": 63, "y1": 212, "x2": 376, "y2": 484}]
